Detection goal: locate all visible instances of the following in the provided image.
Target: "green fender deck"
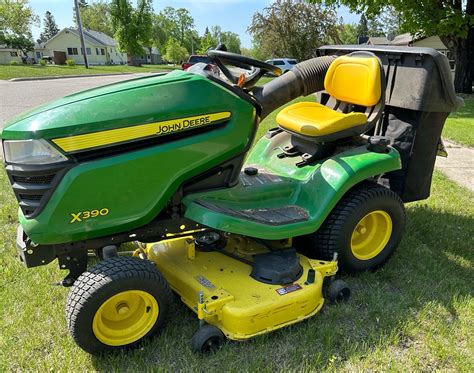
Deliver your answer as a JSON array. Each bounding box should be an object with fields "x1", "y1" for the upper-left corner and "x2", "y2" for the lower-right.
[{"x1": 183, "y1": 132, "x2": 401, "y2": 239}]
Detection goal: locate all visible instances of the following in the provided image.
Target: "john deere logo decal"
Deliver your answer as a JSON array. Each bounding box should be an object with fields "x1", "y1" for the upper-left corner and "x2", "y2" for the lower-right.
[
  {"x1": 53, "y1": 112, "x2": 231, "y2": 153},
  {"x1": 156, "y1": 116, "x2": 211, "y2": 135}
]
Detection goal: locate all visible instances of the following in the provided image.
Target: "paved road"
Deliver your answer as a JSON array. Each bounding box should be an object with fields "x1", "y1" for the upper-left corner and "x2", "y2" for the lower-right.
[
  {"x1": 435, "y1": 140, "x2": 474, "y2": 192},
  {"x1": 0, "y1": 74, "x2": 148, "y2": 127}
]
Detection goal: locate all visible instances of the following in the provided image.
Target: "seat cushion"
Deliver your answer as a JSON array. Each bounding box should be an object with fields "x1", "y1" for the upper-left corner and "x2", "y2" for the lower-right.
[{"x1": 276, "y1": 102, "x2": 367, "y2": 138}]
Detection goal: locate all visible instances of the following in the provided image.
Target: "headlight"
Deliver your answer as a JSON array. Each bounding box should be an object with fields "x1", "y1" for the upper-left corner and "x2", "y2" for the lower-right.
[{"x1": 2, "y1": 139, "x2": 68, "y2": 165}]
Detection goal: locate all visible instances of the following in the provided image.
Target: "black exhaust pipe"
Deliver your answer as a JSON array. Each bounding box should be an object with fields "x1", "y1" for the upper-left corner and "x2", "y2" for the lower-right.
[{"x1": 254, "y1": 55, "x2": 336, "y2": 119}]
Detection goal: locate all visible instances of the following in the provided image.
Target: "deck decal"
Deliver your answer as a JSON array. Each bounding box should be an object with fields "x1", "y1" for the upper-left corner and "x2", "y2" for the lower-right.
[{"x1": 276, "y1": 283, "x2": 302, "y2": 295}]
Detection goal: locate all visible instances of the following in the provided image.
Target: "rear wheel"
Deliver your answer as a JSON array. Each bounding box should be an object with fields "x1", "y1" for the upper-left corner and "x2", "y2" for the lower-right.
[
  {"x1": 65, "y1": 256, "x2": 172, "y2": 354},
  {"x1": 295, "y1": 182, "x2": 405, "y2": 271}
]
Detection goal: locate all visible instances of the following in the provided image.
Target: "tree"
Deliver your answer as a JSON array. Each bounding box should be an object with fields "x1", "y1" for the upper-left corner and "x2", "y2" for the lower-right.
[
  {"x1": 367, "y1": 15, "x2": 385, "y2": 37},
  {"x1": 197, "y1": 26, "x2": 241, "y2": 54},
  {"x1": 339, "y1": 23, "x2": 358, "y2": 44},
  {"x1": 175, "y1": 8, "x2": 194, "y2": 46},
  {"x1": 308, "y1": 0, "x2": 473, "y2": 93},
  {"x1": 219, "y1": 32, "x2": 241, "y2": 54},
  {"x1": 154, "y1": 7, "x2": 196, "y2": 53},
  {"x1": 81, "y1": 1, "x2": 113, "y2": 36},
  {"x1": 248, "y1": 0, "x2": 340, "y2": 61},
  {"x1": 0, "y1": 0, "x2": 38, "y2": 55},
  {"x1": 198, "y1": 27, "x2": 216, "y2": 54},
  {"x1": 163, "y1": 38, "x2": 188, "y2": 63},
  {"x1": 381, "y1": 7, "x2": 404, "y2": 40},
  {"x1": 357, "y1": 13, "x2": 368, "y2": 39},
  {"x1": 110, "y1": 0, "x2": 153, "y2": 65},
  {"x1": 37, "y1": 11, "x2": 59, "y2": 43},
  {"x1": 73, "y1": 0, "x2": 89, "y2": 25}
]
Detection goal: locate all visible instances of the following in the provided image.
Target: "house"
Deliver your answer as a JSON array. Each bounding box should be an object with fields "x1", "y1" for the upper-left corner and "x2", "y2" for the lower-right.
[
  {"x1": 133, "y1": 47, "x2": 162, "y2": 65},
  {"x1": 390, "y1": 33, "x2": 448, "y2": 52},
  {"x1": 40, "y1": 28, "x2": 128, "y2": 65},
  {"x1": 390, "y1": 33, "x2": 452, "y2": 67},
  {"x1": 0, "y1": 45, "x2": 23, "y2": 64},
  {"x1": 390, "y1": 33, "x2": 413, "y2": 46},
  {"x1": 367, "y1": 37, "x2": 390, "y2": 46},
  {"x1": 27, "y1": 43, "x2": 48, "y2": 62}
]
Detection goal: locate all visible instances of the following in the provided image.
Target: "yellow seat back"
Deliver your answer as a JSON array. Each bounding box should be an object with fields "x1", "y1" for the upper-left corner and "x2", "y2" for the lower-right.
[{"x1": 324, "y1": 54, "x2": 382, "y2": 107}]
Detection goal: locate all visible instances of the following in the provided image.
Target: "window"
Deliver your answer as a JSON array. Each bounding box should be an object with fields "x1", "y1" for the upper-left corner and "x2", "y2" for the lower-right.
[
  {"x1": 67, "y1": 47, "x2": 78, "y2": 55},
  {"x1": 10, "y1": 51, "x2": 18, "y2": 57},
  {"x1": 288, "y1": 59, "x2": 297, "y2": 65},
  {"x1": 96, "y1": 48, "x2": 99, "y2": 55},
  {"x1": 273, "y1": 60, "x2": 285, "y2": 66},
  {"x1": 80, "y1": 48, "x2": 92, "y2": 55},
  {"x1": 36, "y1": 52, "x2": 42, "y2": 59},
  {"x1": 101, "y1": 48, "x2": 105, "y2": 55}
]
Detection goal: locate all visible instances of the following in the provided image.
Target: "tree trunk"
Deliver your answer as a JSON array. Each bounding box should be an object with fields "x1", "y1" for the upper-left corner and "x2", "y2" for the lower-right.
[
  {"x1": 441, "y1": 31, "x2": 473, "y2": 94},
  {"x1": 127, "y1": 54, "x2": 141, "y2": 67}
]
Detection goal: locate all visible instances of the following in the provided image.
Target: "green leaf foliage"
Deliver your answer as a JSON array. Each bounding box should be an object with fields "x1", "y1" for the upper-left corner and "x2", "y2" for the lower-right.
[
  {"x1": 248, "y1": 0, "x2": 340, "y2": 61},
  {"x1": 110, "y1": 0, "x2": 153, "y2": 63}
]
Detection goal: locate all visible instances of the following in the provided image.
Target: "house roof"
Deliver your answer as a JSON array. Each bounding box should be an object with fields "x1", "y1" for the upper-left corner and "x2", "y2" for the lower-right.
[
  {"x1": 0, "y1": 45, "x2": 20, "y2": 52},
  {"x1": 367, "y1": 37, "x2": 390, "y2": 45},
  {"x1": 43, "y1": 28, "x2": 118, "y2": 48},
  {"x1": 83, "y1": 29, "x2": 118, "y2": 47},
  {"x1": 390, "y1": 33, "x2": 413, "y2": 46}
]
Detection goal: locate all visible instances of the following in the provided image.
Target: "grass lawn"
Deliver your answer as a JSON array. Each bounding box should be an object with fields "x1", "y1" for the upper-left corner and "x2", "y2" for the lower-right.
[
  {"x1": 1, "y1": 91, "x2": 473, "y2": 369},
  {"x1": 0, "y1": 168, "x2": 472, "y2": 371},
  {"x1": 442, "y1": 94, "x2": 474, "y2": 147},
  {"x1": 0, "y1": 64, "x2": 180, "y2": 80}
]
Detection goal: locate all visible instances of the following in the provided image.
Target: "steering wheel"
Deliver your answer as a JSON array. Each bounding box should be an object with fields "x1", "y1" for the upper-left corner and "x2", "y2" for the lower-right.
[{"x1": 208, "y1": 48, "x2": 282, "y2": 89}]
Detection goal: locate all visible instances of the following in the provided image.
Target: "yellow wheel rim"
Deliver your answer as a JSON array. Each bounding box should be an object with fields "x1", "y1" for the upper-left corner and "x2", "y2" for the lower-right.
[
  {"x1": 92, "y1": 290, "x2": 159, "y2": 346},
  {"x1": 351, "y1": 210, "x2": 392, "y2": 260}
]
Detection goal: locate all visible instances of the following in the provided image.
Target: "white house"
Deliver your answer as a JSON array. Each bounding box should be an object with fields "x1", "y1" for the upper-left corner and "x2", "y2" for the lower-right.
[
  {"x1": 40, "y1": 28, "x2": 128, "y2": 65},
  {"x1": 0, "y1": 45, "x2": 23, "y2": 64}
]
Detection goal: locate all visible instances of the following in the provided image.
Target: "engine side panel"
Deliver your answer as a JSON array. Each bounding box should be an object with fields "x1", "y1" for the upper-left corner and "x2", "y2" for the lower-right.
[{"x1": 7, "y1": 73, "x2": 256, "y2": 244}]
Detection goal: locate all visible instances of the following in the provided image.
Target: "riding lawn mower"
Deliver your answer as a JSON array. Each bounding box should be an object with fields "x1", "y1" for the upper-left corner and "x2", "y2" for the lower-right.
[{"x1": 0, "y1": 45, "x2": 462, "y2": 353}]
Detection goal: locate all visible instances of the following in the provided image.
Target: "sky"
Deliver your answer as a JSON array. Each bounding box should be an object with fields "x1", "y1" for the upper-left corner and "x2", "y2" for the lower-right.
[{"x1": 29, "y1": 0, "x2": 360, "y2": 48}]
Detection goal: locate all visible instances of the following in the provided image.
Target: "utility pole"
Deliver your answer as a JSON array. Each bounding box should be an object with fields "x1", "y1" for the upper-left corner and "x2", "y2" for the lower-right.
[{"x1": 74, "y1": 0, "x2": 89, "y2": 68}]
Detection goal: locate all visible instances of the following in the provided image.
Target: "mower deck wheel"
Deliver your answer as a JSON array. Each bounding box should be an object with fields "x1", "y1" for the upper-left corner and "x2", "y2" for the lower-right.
[
  {"x1": 327, "y1": 279, "x2": 351, "y2": 303},
  {"x1": 191, "y1": 324, "x2": 226, "y2": 353}
]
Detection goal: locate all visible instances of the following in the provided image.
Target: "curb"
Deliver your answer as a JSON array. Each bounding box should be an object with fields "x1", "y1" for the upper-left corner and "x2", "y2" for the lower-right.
[{"x1": 8, "y1": 72, "x2": 135, "y2": 82}]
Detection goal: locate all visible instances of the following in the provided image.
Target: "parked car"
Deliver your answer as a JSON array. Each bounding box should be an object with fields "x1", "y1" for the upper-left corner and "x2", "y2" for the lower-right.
[
  {"x1": 182, "y1": 55, "x2": 218, "y2": 73},
  {"x1": 265, "y1": 58, "x2": 298, "y2": 74}
]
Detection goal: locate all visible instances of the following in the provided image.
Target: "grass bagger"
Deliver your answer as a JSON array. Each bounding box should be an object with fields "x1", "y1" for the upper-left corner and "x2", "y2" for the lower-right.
[{"x1": 0, "y1": 45, "x2": 462, "y2": 354}]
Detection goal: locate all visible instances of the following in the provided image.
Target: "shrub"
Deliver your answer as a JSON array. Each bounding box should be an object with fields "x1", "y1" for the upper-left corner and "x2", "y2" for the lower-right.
[
  {"x1": 39, "y1": 59, "x2": 46, "y2": 66},
  {"x1": 65, "y1": 59, "x2": 76, "y2": 66},
  {"x1": 10, "y1": 60, "x2": 19, "y2": 66}
]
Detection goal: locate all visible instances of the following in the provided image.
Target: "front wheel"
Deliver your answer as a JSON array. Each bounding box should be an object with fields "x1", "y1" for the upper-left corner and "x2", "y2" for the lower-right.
[
  {"x1": 295, "y1": 182, "x2": 406, "y2": 272},
  {"x1": 65, "y1": 256, "x2": 172, "y2": 354}
]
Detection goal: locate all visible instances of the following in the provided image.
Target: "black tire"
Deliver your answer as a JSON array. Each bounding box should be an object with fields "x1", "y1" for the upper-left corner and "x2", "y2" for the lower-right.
[
  {"x1": 326, "y1": 279, "x2": 351, "y2": 303},
  {"x1": 65, "y1": 256, "x2": 172, "y2": 354},
  {"x1": 191, "y1": 324, "x2": 226, "y2": 354},
  {"x1": 295, "y1": 182, "x2": 405, "y2": 272}
]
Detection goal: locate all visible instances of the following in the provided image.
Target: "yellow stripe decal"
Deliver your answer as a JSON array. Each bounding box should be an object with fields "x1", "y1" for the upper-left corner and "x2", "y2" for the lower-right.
[{"x1": 53, "y1": 112, "x2": 232, "y2": 153}]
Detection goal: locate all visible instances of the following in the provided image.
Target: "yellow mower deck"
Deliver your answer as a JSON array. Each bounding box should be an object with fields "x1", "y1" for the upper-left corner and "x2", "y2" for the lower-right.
[{"x1": 143, "y1": 235, "x2": 338, "y2": 340}]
